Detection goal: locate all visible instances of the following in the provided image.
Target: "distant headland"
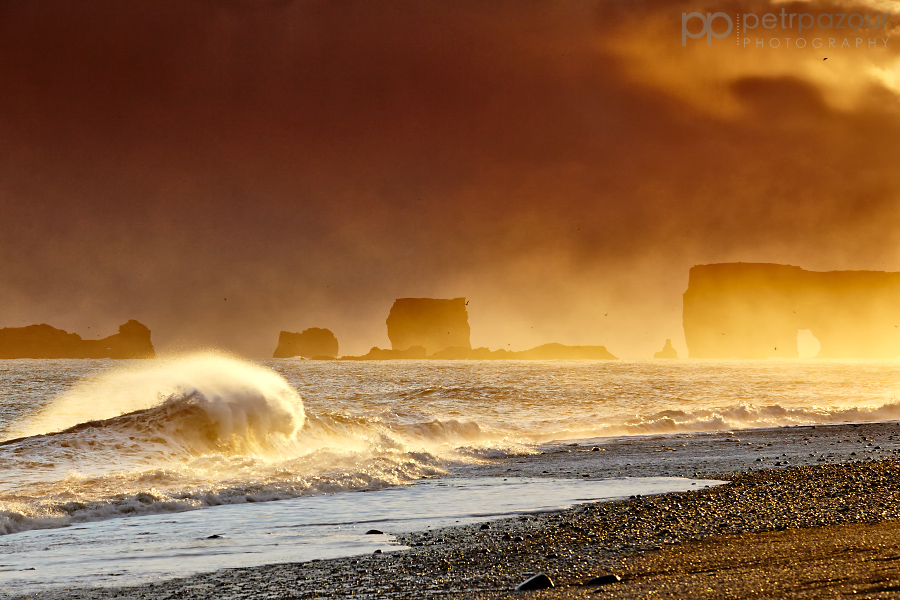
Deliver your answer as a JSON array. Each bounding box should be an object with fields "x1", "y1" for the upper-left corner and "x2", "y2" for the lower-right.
[
  {"x1": 276, "y1": 297, "x2": 617, "y2": 360},
  {"x1": 0, "y1": 320, "x2": 155, "y2": 359},
  {"x1": 684, "y1": 263, "x2": 900, "y2": 359},
  {"x1": 9, "y1": 263, "x2": 899, "y2": 361},
  {"x1": 340, "y1": 342, "x2": 617, "y2": 361}
]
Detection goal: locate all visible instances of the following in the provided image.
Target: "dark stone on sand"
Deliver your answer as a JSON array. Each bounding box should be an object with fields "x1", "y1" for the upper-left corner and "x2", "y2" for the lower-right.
[
  {"x1": 365, "y1": 529, "x2": 384, "y2": 535},
  {"x1": 206, "y1": 534, "x2": 223, "y2": 539},
  {"x1": 515, "y1": 573, "x2": 554, "y2": 591},
  {"x1": 584, "y1": 574, "x2": 622, "y2": 586},
  {"x1": 479, "y1": 523, "x2": 491, "y2": 530},
  {"x1": 373, "y1": 549, "x2": 383, "y2": 554}
]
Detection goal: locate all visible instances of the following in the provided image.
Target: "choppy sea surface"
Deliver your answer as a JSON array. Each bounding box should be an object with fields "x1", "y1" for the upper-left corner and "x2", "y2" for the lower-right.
[{"x1": 1, "y1": 356, "x2": 898, "y2": 591}]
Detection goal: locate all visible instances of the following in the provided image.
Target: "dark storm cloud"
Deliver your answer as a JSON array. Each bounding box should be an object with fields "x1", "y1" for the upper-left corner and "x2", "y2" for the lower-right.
[{"x1": 1, "y1": 0, "x2": 898, "y2": 356}]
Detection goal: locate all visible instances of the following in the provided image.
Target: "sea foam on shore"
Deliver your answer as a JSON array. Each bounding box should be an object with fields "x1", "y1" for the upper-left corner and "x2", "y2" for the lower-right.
[
  {"x1": 2, "y1": 359, "x2": 900, "y2": 597},
  {"x1": 5, "y1": 440, "x2": 900, "y2": 600}
]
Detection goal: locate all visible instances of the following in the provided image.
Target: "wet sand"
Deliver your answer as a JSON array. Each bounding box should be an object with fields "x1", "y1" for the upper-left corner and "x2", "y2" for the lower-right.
[
  {"x1": 5, "y1": 421, "x2": 900, "y2": 599},
  {"x1": 585, "y1": 519, "x2": 900, "y2": 598}
]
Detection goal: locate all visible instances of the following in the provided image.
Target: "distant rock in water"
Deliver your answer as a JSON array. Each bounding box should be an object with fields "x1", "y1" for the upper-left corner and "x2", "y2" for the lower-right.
[
  {"x1": 0, "y1": 320, "x2": 155, "y2": 359},
  {"x1": 342, "y1": 346, "x2": 427, "y2": 360},
  {"x1": 654, "y1": 339, "x2": 678, "y2": 359},
  {"x1": 338, "y1": 297, "x2": 617, "y2": 360},
  {"x1": 429, "y1": 346, "x2": 484, "y2": 360},
  {"x1": 343, "y1": 343, "x2": 616, "y2": 360},
  {"x1": 386, "y1": 298, "x2": 471, "y2": 355},
  {"x1": 272, "y1": 328, "x2": 338, "y2": 358},
  {"x1": 684, "y1": 263, "x2": 900, "y2": 358},
  {"x1": 506, "y1": 343, "x2": 616, "y2": 360}
]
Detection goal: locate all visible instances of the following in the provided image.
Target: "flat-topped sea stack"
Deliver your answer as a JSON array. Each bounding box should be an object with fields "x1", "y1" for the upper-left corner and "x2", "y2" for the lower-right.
[
  {"x1": 683, "y1": 263, "x2": 900, "y2": 359},
  {"x1": 273, "y1": 328, "x2": 339, "y2": 359},
  {"x1": 386, "y1": 297, "x2": 471, "y2": 354},
  {"x1": 333, "y1": 297, "x2": 617, "y2": 360},
  {"x1": 0, "y1": 320, "x2": 155, "y2": 359}
]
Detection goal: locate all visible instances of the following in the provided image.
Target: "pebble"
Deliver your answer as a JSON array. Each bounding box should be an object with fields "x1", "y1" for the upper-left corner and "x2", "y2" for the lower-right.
[
  {"x1": 14, "y1": 435, "x2": 900, "y2": 600},
  {"x1": 584, "y1": 573, "x2": 622, "y2": 586},
  {"x1": 515, "y1": 573, "x2": 554, "y2": 591}
]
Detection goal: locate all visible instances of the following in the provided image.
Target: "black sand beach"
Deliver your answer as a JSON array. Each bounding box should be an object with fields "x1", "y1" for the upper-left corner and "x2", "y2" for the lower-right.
[{"x1": 5, "y1": 421, "x2": 900, "y2": 599}]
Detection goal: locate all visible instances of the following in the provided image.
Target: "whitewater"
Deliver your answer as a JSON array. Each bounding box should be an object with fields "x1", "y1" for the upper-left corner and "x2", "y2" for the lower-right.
[{"x1": 1, "y1": 355, "x2": 899, "y2": 591}]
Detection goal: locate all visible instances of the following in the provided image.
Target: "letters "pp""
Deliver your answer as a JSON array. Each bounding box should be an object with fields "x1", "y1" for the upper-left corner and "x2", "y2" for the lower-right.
[{"x1": 682, "y1": 12, "x2": 733, "y2": 46}]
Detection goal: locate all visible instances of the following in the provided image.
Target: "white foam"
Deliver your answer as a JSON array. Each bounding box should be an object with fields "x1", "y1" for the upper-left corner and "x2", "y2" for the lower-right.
[
  {"x1": 0, "y1": 355, "x2": 505, "y2": 536},
  {"x1": 536, "y1": 401, "x2": 900, "y2": 442},
  {"x1": 0, "y1": 476, "x2": 724, "y2": 593},
  {"x1": 2, "y1": 358, "x2": 899, "y2": 538},
  {"x1": 10, "y1": 353, "x2": 306, "y2": 442}
]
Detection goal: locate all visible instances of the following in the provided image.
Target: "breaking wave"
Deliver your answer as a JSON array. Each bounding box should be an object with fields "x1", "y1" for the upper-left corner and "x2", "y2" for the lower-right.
[
  {"x1": 621, "y1": 402, "x2": 900, "y2": 434},
  {"x1": 0, "y1": 355, "x2": 503, "y2": 535},
  {"x1": 8, "y1": 354, "x2": 306, "y2": 444},
  {"x1": 2, "y1": 356, "x2": 899, "y2": 536},
  {"x1": 542, "y1": 401, "x2": 900, "y2": 442}
]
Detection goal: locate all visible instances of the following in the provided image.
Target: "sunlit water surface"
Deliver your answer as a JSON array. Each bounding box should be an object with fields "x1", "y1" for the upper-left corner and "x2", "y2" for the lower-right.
[{"x1": 0, "y1": 356, "x2": 897, "y2": 590}]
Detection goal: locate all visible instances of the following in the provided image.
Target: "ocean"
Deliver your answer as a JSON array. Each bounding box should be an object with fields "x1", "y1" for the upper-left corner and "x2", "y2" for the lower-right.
[{"x1": 1, "y1": 355, "x2": 899, "y2": 592}]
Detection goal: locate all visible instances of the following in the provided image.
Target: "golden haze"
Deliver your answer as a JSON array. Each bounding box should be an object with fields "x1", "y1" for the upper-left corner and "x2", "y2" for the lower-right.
[{"x1": 0, "y1": 0, "x2": 898, "y2": 356}]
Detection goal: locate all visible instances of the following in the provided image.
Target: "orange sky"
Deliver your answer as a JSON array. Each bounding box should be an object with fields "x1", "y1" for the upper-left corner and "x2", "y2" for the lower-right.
[{"x1": 1, "y1": 0, "x2": 899, "y2": 357}]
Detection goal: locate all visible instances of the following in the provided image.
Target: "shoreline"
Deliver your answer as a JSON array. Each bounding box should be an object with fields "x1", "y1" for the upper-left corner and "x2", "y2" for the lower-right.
[{"x1": 6, "y1": 445, "x2": 900, "y2": 598}]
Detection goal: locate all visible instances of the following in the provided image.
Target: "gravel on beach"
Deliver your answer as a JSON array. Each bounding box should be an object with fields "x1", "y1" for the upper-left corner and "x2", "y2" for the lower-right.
[{"x1": 8, "y1": 453, "x2": 900, "y2": 600}]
